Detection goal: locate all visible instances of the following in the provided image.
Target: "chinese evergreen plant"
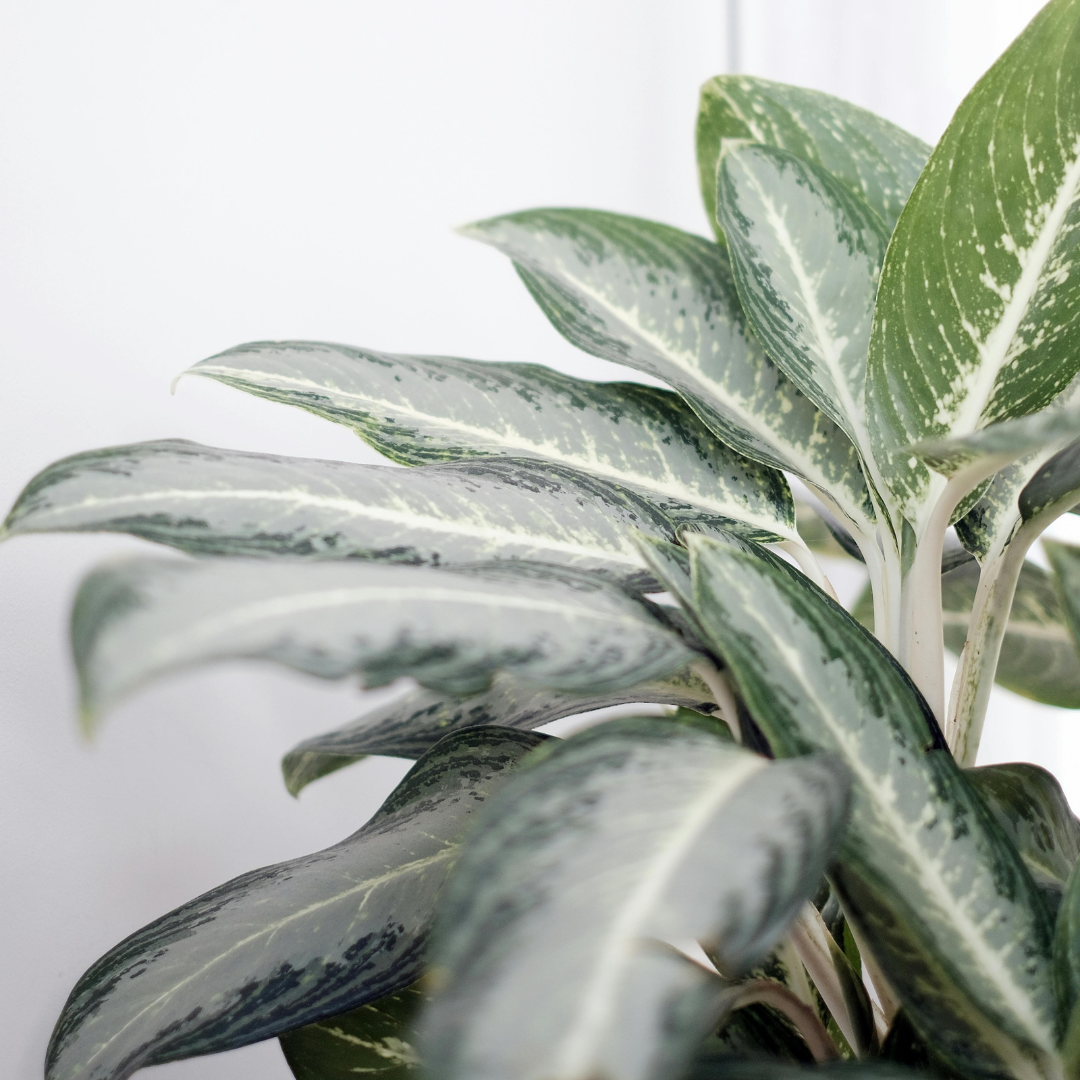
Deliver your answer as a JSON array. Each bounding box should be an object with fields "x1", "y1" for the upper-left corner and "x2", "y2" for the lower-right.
[{"x1": 16, "y1": 2, "x2": 1080, "y2": 1079}]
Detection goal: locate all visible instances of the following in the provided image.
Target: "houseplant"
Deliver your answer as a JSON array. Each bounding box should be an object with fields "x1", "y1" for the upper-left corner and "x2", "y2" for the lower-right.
[{"x1": 11, "y1": 0, "x2": 1080, "y2": 1077}]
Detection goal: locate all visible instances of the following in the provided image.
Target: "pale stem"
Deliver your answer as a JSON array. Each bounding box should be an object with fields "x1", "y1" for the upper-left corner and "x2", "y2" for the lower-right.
[
  {"x1": 777, "y1": 540, "x2": 838, "y2": 601},
  {"x1": 950, "y1": 489, "x2": 1080, "y2": 765},
  {"x1": 837, "y1": 902, "x2": 901, "y2": 1031},
  {"x1": 790, "y1": 903, "x2": 872, "y2": 1057},
  {"x1": 804, "y1": 486, "x2": 902, "y2": 654},
  {"x1": 728, "y1": 979, "x2": 840, "y2": 1062},
  {"x1": 690, "y1": 660, "x2": 741, "y2": 743},
  {"x1": 901, "y1": 460, "x2": 1006, "y2": 721}
]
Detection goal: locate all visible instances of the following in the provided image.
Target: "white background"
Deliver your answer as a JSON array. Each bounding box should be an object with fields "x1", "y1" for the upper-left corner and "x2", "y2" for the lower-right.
[{"x1": 0, "y1": 2, "x2": 1068, "y2": 1077}]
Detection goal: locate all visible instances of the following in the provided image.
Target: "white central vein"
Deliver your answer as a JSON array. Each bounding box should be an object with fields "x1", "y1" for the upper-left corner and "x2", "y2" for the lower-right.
[{"x1": 35, "y1": 487, "x2": 643, "y2": 565}]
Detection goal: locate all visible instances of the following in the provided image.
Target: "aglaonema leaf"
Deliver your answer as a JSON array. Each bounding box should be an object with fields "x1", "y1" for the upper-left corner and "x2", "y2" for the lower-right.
[
  {"x1": 45, "y1": 727, "x2": 544, "y2": 1080},
  {"x1": 696, "y1": 75, "x2": 930, "y2": 236},
  {"x1": 70, "y1": 558, "x2": 696, "y2": 725},
  {"x1": 279, "y1": 983, "x2": 425, "y2": 1080},
  {"x1": 942, "y1": 559, "x2": 1080, "y2": 708},
  {"x1": 420, "y1": 717, "x2": 851, "y2": 1080},
  {"x1": 183, "y1": 342, "x2": 799, "y2": 544},
  {"x1": 867, "y1": 0, "x2": 1080, "y2": 534},
  {"x1": 1, "y1": 440, "x2": 684, "y2": 588},
  {"x1": 716, "y1": 143, "x2": 891, "y2": 518},
  {"x1": 281, "y1": 665, "x2": 716, "y2": 795},
  {"x1": 462, "y1": 208, "x2": 876, "y2": 535},
  {"x1": 968, "y1": 762, "x2": 1080, "y2": 918},
  {"x1": 684, "y1": 533, "x2": 1058, "y2": 1077}
]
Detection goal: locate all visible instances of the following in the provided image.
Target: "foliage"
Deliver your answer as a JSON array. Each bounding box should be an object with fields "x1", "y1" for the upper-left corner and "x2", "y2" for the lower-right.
[{"x1": 13, "y1": 2, "x2": 1080, "y2": 1078}]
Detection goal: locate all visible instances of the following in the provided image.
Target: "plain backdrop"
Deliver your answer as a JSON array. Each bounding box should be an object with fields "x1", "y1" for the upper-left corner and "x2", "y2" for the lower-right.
[{"x1": 0, "y1": 2, "x2": 1071, "y2": 1077}]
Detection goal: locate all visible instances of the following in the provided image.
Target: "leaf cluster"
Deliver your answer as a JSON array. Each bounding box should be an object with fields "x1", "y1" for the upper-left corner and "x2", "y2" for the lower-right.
[{"x1": 13, "y1": 3, "x2": 1080, "y2": 1080}]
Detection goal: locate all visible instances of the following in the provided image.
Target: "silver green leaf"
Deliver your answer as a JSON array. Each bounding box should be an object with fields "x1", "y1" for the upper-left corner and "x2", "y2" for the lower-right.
[
  {"x1": 420, "y1": 717, "x2": 851, "y2": 1080},
  {"x1": 696, "y1": 75, "x2": 930, "y2": 237},
  {"x1": 942, "y1": 559, "x2": 1080, "y2": 708},
  {"x1": 717, "y1": 143, "x2": 889, "y2": 486},
  {"x1": 2, "y1": 439, "x2": 683, "y2": 586},
  {"x1": 462, "y1": 208, "x2": 875, "y2": 532},
  {"x1": 71, "y1": 557, "x2": 696, "y2": 724},
  {"x1": 684, "y1": 533, "x2": 1058, "y2": 1076},
  {"x1": 967, "y1": 762, "x2": 1080, "y2": 914},
  {"x1": 279, "y1": 983, "x2": 425, "y2": 1080},
  {"x1": 1055, "y1": 859, "x2": 1080, "y2": 1062},
  {"x1": 867, "y1": 0, "x2": 1080, "y2": 531},
  {"x1": 184, "y1": 342, "x2": 798, "y2": 543},
  {"x1": 45, "y1": 727, "x2": 544, "y2": 1080},
  {"x1": 281, "y1": 665, "x2": 716, "y2": 795},
  {"x1": 1046, "y1": 540, "x2": 1080, "y2": 651}
]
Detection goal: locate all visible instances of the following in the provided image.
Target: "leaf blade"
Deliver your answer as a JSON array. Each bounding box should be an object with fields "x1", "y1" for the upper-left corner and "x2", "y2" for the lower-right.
[
  {"x1": 185, "y1": 343, "x2": 798, "y2": 543},
  {"x1": 696, "y1": 75, "x2": 930, "y2": 235},
  {"x1": 71, "y1": 557, "x2": 697, "y2": 722},
  {"x1": 867, "y1": 0, "x2": 1080, "y2": 529},
  {"x1": 281, "y1": 665, "x2": 717, "y2": 795},
  {"x1": 685, "y1": 534, "x2": 1057, "y2": 1075},
  {"x1": 421, "y1": 717, "x2": 851, "y2": 1080},
  {"x1": 3, "y1": 440, "x2": 684, "y2": 586},
  {"x1": 46, "y1": 728, "x2": 543, "y2": 1080},
  {"x1": 463, "y1": 208, "x2": 875, "y2": 531}
]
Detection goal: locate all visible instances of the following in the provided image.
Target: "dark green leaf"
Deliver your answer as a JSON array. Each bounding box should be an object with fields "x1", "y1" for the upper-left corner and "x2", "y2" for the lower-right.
[
  {"x1": 45, "y1": 728, "x2": 544, "y2": 1080},
  {"x1": 696, "y1": 75, "x2": 929, "y2": 235},
  {"x1": 867, "y1": 0, "x2": 1080, "y2": 533},
  {"x1": 185, "y1": 342, "x2": 799, "y2": 544},
  {"x1": 968, "y1": 762, "x2": 1080, "y2": 916},
  {"x1": 421, "y1": 718, "x2": 851, "y2": 1080},
  {"x1": 280, "y1": 983, "x2": 425, "y2": 1080},
  {"x1": 71, "y1": 558, "x2": 696, "y2": 725}
]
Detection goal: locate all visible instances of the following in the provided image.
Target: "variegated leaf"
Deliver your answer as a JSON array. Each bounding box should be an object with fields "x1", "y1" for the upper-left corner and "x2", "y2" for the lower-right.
[
  {"x1": 2, "y1": 440, "x2": 683, "y2": 586},
  {"x1": 46, "y1": 727, "x2": 544, "y2": 1080},
  {"x1": 717, "y1": 144, "x2": 890, "y2": 494},
  {"x1": 684, "y1": 533, "x2": 1058, "y2": 1077},
  {"x1": 420, "y1": 717, "x2": 851, "y2": 1080},
  {"x1": 462, "y1": 208, "x2": 875, "y2": 533},
  {"x1": 1055, "y1": 859, "x2": 1080, "y2": 1061},
  {"x1": 281, "y1": 665, "x2": 716, "y2": 795},
  {"x1": 71, "y1": 558, "x2": 696, "y2": 724},
  {"x1": 868, "y1": 0, "x2": 1080, "y2": 534},
  {"x1": 942, "y1": 559, "x2": 1080, "y2": 708},
  {"x1": 696, "y1": 75, "x2": 930, "y2": 236},
  {"x1": 279, "y1": 983, "x2": 425, "y2": 1080},
  {"x1": 184, "y1": 342, "x2": 798, "y2": 543},
  {"x1": 968, "y1": 762, "x2": 1080, "y2": 916}
]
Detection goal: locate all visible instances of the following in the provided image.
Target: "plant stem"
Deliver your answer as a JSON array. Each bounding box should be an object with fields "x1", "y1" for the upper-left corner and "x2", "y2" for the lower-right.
[
  {"x1": 778, "y1": 540, "x2": 837, "y2": 601},
  {"x1": 901, "y1": 461, "x2": 1005, "y2": 721},
  {"x1": 790, "y1": 904, "x2": 875, "y2": 1058},
  {"x1": 949, "y1": 489, "x2": 1080, "y2": 765},
  {"x1": 728, "y1": 979, "x2": 840, "y2": 1062},
  {"x1": 690, "y1": 660, "x2": 741, "y2": 743}
]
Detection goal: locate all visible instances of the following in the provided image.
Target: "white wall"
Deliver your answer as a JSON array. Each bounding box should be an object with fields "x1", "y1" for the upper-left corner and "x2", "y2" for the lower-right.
[{"x1": 0, "y1": 3, "x2": 1069, "y2": 1078}]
